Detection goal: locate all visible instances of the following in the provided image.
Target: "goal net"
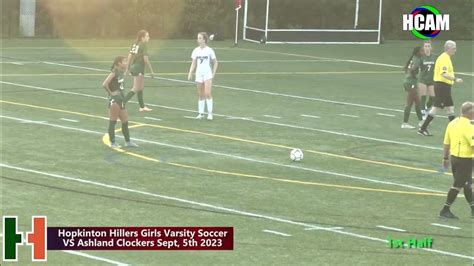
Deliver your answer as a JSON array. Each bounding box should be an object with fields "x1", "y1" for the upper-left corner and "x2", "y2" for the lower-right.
[{"x1": 243, "y1": 0, "x2": 383, "y2": 44}]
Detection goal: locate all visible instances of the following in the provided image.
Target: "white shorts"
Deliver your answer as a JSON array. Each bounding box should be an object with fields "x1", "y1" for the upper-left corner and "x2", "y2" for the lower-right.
[{"x1": 195, "y1": 72, "x2": 213, "y2": 83}]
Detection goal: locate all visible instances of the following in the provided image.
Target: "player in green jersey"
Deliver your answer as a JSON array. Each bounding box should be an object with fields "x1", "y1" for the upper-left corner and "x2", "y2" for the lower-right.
[
  {"x1": 401, "y1": 46, "x2": 424, "y2": 129},
  {"x1": 418, "y1": 40, "x2": 437, "y2": 119},
  {"x1": 124, "y1": 30, "x2": 156, "y2": 112},
  {"x1": 102, "y1": 56, "x2": 138, "y2": 148}
]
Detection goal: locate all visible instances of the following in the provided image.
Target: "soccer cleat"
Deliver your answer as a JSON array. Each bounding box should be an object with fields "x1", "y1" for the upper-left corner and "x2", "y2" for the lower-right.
[
  {"x1": 418, "y1": 128, "x2": 433, "y2": 136},
  {"x1": 439, "y1": 209, "x2": 458, "y2": 219},
  {"x1": 195, "y1": 114, "x2": 204, "y2": 119},
  {"x1": 139, "y1": 106, "x2": 153, "y2": 112},
  {"x1": 110, "y1": 142, "x2": 121, "y2": 148},
  {"x1": 401, "y1": 123, "x2": 415, "y2": 129},
  {"x1": 207, "y1": 113, "x2": 213, "y2": 121},
  {"x1": 125, "y1": 141, "x2": 139, "y2": 148}
]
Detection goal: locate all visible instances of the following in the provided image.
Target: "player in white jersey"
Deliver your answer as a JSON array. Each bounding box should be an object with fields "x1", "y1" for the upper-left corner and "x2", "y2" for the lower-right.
[{"x1": 187, "y1": 32, "x2": 219, "y2": 120}]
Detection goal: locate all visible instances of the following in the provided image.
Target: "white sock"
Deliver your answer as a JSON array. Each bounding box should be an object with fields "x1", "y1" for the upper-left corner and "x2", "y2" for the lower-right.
[
  {"x1": 198, "y1": 100, "x2": 205, "y2": 114},
  {"x1": 206, "y1": 98, "x2": 213, "y2": 114}
]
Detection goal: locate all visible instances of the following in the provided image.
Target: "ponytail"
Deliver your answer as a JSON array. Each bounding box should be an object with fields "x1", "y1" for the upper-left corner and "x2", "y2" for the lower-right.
[{"x1": 404, "y1": 46, "x2": 422, "y2": 72}]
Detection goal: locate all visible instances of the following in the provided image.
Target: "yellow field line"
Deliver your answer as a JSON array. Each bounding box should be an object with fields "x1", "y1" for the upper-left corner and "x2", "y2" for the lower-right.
[
  {"x1": 0, "y1": 100, "x2": 448, "y2": 176},
  {"x1": 0, "y1": 71, "x2": 401, "y2": 77},
  {"x1": 101, "y1": 133, "x2": 444, "y2": 197}
]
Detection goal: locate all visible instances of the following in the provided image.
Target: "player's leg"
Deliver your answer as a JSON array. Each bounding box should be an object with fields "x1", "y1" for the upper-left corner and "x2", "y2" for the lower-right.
[
  {"x1": 196, "y1": 80, "x2": 205, "y2": 119},
  {"x1": 108, "y1": 101, "x2": 121, "y2": 148},
  {"x1": 440, "y1": 157, "x2": 465, "y2": 219},
  {"x1": 134, "y1": 75, "x2": 151, "y2": 111},
  {"x1": 461, "y1": 159, "x2": 474, "y2": 217},
  {"x1": 204, "y1": 77, "x2": 213, "y2": 120},
  {"x1": 426, "y1": 85, "x2": 435, "y2": 110},
  {"x1": 402, "y1": 88, "x2": 415, "y2": 129},
  {"x1": 124, "y1": 74, "x2": 139, "y2": 103},
  {"x1": 119, "y1": 109, "x2": 138, "y2": 148},
  {"x1": 413, "y1": 89, "x2": 423, "y2": 122},
  {"x1": 419, "y1": 83, "x2": 442, "y2": 135},
  {"x1": 418, "y1": 83, "x2": 428, "y2": 116}
]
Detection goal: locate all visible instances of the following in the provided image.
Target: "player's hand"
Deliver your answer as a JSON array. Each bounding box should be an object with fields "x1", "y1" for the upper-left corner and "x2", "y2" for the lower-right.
[
  {"x1": 442, "y1": 158, "x2": 450, "y2": 170},
  {"x1": 455, "y1": 78, "x2": 463, "y2": 83}
]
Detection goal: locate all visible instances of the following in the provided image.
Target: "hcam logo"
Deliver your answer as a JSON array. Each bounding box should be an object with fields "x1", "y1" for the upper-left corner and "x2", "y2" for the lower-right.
[
  {"x1": 403, "y1": 6, "x2": 449, "y2": 40},
  {"x1": 2, "y1": 216, "x2": 47, "y2": 262}
]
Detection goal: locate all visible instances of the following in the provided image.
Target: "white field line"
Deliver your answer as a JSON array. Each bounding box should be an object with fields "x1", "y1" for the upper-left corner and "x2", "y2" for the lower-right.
[
  {"x1": 304, "y1": 227, "x2": 343, "y2": 231},
  {"x1": 0, "y1": 115, "x2": 442, "y2": 193},
  {"x1": 9, "y1": 62, "x2": 24, "y2": 65},
  {"x1": 60, "y1": 118, "x2": 79, "y2": 123},
  {"x1": 144, "y1": 117, "x2": 162, "y2": 122},
  {"x1": 430, "y1": 223, "x2": 461, "y2": 230},
  {"x1": 340, "y1": 114, "x2": 359, "y2": 118},
  {"x1": 301, "y1": 114, "x2": 320, "y2": 119},
  {"x1": 235, "y1": 47, "x2": 474, "y2": 77},
  {"x1": 62, "y1": 251, "x2": 128, "y2": 266},
  {"x1": 262, "y1": 230, "x2": 291, "y2": 237},
  {"x1": 183, "y1": 116, "x2": 196, "y2": 119},
  {"x1": 1, "y1": 163, "x2": 472, "y2": 261},
  {"x1": 40, "y1": 61, "x2": 440, "y2": 117},
  {"x1": 263, "y1": 115, "x2": 281, "y2": 119},
  {"x1": 0, "y1": 233, "x2": 126, "y2": 265},
  {"x1": 377, "y1": 113, "x2": 395, "y2": 117},
  {"x1": 0, "y1": 80, "x2": 442, "y2": 151},
  {"x1": 376, "y1": 225, "x2": 406, "y2": 232}
]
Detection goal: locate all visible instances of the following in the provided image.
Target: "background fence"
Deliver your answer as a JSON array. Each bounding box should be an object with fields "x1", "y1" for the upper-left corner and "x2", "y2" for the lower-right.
[{"x1": 1, "y1": 0, "x2": 472, "y2": 40}]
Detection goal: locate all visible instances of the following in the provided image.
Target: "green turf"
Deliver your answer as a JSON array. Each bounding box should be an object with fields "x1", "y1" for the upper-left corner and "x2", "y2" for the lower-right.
[{"x1": 1, "y1": 39, "x2": 473, "y2": 265}]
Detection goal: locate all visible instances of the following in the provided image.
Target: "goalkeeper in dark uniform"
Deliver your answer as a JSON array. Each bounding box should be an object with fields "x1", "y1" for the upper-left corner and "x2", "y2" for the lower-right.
[
  {"x1": 124, "y1": 29, "x2": 156, "y2": 112},
  {"x1": 102, "y1": 56, "x2": 138, "y2": 148}
]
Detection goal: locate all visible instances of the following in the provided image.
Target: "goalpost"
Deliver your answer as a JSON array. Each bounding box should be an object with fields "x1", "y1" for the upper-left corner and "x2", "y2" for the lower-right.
[{"x1": 243, "y1": 0, "x2": 383, "y2": 44}]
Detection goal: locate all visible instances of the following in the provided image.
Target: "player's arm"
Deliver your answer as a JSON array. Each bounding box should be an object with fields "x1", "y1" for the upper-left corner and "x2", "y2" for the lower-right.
[
  {"x1": 212, "y1": 58, "x2": 218, "y2": 78},
  {"x1": 188, "y1": 59, "x2": 197, "y2": 81},
  {"x1": 102, "y1": 72, "x2": 116, "y2": 95},
  {"x1": 144, "y1": 55, "x2": 155, "y2": 78}
]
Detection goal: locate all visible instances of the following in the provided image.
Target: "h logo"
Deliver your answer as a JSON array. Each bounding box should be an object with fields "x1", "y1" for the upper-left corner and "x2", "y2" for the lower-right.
[{"x1": 2, "y1": 216, "x2": 47, "y2": 262}]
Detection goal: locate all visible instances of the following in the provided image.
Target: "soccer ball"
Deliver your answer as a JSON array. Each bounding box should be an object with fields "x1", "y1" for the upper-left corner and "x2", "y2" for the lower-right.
[
  {"x1": 209, "y1": 34, "x2": 215, "y2": 41},
  {"x1": 290, "y1": 149, "x2": 303, "y2": 162}
]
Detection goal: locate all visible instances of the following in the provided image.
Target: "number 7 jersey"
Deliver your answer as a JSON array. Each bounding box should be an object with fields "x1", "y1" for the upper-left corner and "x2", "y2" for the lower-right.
[{"x1": 191, "y1": 46, "x2": 216, "y2": 76}]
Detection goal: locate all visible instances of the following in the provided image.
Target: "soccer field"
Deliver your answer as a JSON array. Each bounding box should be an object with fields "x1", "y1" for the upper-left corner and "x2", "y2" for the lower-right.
[{"x1": 1, "y1": 39, "x2": 473, "y2": 265}]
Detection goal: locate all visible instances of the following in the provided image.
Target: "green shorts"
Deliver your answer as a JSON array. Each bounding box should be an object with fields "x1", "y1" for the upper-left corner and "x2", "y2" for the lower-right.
[
  {"x1": 108, "y1": 94, "x2": 125, "y2": 109},
  {"x1": 419, "y1": 80, "x2": 434, "y2": 86},
  {"x1": 130, "y1": 64, "x2": 145, "y2": 77}
]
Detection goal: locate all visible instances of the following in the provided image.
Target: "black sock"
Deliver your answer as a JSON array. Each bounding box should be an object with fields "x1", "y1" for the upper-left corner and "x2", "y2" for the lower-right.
[
  {"x1": 137, "y1": 91, "x2": 145, "y2": 108},
  {"x1": 464, "y1": 186, "x2": 473, "y2": 207},
  {"x1": 122, "y1": 122, "x2": 130, "y2": 142},
  {"x1": 421, "y1": 114, "x2": 434, "y2": 130},
  {"x1": 448, "y1": 115, "x2": 455, "y2": 121},
  {"x1": 427, "y1": 96, "x2": 434, "y2": 109},
  {"x1": 403, "y1": 106, "x2": 411, "y2": 123},
  {"x1": 124, "y1": 91, "x2": 135, "y2": 103},
  {"x1": 108, "y1": 120, "x2": 117, "y2": 143},
  {"x1": 443, "y1": 188, "x2": 460, "y2": 209},
  {"x1": 414, "y1": 104, "x2": 422, "y2": 121}
]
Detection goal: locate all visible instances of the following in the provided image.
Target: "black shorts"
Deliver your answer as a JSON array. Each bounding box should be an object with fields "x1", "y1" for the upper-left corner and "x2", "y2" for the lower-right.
[
  {"x1": 451, "y1": 156, "x2": 473, "y2": 188},
  {"x1": 433, "y1": 82, "x2": 453, "y2": 108}
]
